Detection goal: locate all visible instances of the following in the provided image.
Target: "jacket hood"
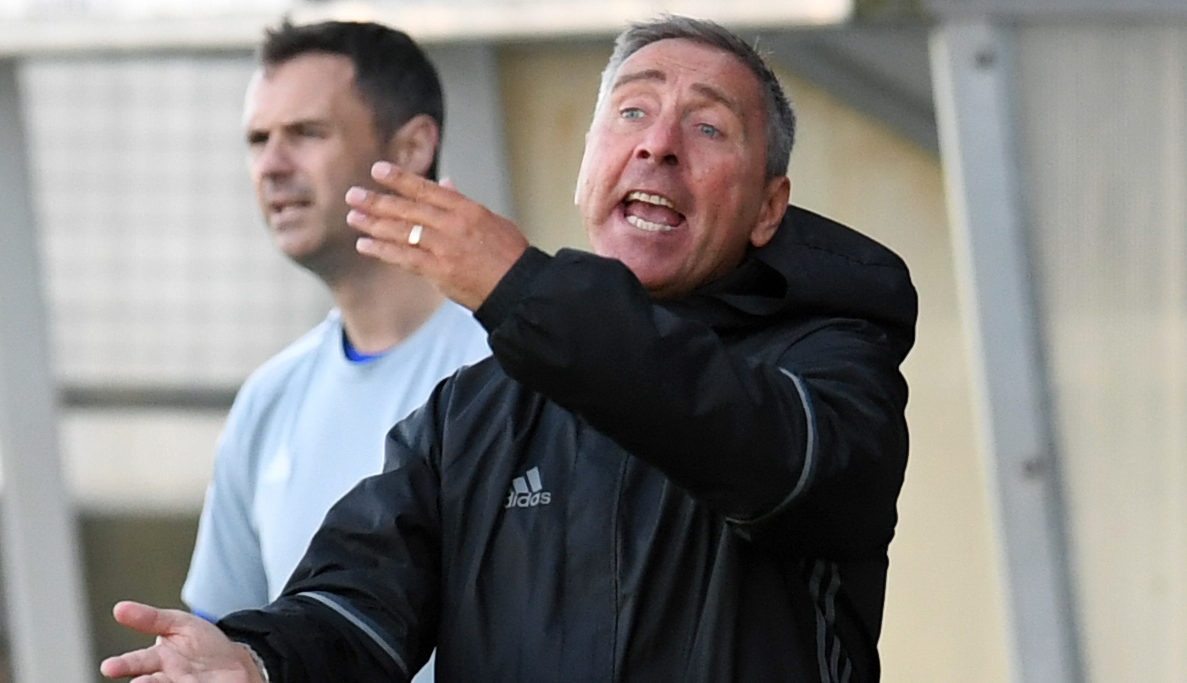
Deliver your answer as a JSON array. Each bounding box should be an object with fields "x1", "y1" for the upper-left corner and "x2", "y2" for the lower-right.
[{"x1": 669, "y1": 205, "x2": 918, "y2": 355}]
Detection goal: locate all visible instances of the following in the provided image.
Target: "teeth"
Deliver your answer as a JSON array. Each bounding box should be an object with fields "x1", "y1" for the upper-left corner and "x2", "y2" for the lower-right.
[
  {"x1": 626, "y1": 214, "x2": 676, "y2": 232},
  {"x1": 626, "y1": 191, "x2": 675, "y2": 209}
]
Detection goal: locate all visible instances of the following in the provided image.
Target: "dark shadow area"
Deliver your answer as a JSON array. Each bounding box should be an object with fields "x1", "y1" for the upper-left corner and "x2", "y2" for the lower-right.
[{"x1": 81, "y1": 511, "x2": 199, "y2": 683}]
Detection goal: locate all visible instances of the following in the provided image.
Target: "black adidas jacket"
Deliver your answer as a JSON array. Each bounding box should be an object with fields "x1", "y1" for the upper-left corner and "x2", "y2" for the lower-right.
[{"x1": 220, "y1": 205, "x2": 918, "y2": 682}]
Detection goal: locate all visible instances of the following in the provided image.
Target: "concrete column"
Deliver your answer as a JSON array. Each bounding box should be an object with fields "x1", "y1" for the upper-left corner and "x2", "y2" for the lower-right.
[
  {"x1": 0, "y1": 57, "x2": 94, "y2": 682},
  {"x1": 929, "y1": 20, "x2": 1082, "y2": 683}
]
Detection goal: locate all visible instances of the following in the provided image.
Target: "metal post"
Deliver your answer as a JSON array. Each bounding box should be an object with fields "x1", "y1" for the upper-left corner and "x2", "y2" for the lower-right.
[
  {"x1": 0, "y1": 57, "x2": 94, "y2": 682},
  {"x1": 929, "y1": 20, "x2": 1082, "y2": 683}
]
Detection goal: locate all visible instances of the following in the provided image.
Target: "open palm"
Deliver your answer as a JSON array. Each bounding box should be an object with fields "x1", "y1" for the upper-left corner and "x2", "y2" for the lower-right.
[{"x1": 99, "y1": 601, "x2": 264, "y2": 682}]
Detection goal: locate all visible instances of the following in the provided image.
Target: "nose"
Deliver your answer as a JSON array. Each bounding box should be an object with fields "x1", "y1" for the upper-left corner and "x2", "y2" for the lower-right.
[
  {"x1": 251, "y1": 136, "x2": 295, "y2": 179},
  {"x1": 635, "y1": 114, "x2": 681, "y2": 166}
]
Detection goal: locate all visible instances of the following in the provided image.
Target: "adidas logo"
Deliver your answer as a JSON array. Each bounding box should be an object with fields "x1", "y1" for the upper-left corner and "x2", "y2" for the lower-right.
[{"x1": 504, "y1": 466, "x2": 552, "y2": 508}]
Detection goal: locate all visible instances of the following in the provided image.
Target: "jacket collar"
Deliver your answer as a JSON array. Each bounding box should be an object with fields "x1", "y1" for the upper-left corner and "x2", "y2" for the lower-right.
[{"x1": 660, "y1": 205, "x2": 918, "y2": 354}]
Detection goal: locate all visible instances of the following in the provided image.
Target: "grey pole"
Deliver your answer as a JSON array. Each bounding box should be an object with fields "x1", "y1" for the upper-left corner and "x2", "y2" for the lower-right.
[
  {"x1": 929, "y1": 20, "x2": 1082, "y2": 683},
  {"x1": 0, "y1": 57, "x2": 95, "y2": 682}
]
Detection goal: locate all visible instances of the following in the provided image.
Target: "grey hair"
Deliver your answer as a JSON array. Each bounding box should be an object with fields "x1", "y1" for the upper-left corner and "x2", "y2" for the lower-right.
[{"x1": 594, "y1": 14, "x2": 796, "y2": 180}]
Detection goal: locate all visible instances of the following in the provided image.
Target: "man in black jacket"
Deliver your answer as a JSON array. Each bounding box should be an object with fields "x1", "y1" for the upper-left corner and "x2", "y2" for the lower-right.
[{"x1": 102, "y1": 14, "x2": 916, "y2": 683}]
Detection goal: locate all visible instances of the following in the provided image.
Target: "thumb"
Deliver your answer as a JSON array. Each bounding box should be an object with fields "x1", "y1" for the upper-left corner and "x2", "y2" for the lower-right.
[
  {"x1": 112, "y1": 600, "x2": 187, "y2": 637},
  {"x1": 439, "y1": 176, "x2": 456, "y2": 191}
]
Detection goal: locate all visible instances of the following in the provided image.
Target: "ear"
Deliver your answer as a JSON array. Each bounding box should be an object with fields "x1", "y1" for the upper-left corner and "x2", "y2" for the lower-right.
[
  {"x1": 749, "y1": 174, "x2": 791, "y2": 248},
  {"x1": 386, "y1": 114, "x2": 440, "y2": 177}
]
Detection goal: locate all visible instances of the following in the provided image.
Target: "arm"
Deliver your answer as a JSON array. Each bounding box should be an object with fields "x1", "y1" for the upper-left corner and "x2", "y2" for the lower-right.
[
  {"x1": 182, "y1": 399, "x2": 269, "y2": 618},
  {"x1": 99, "y1": 601, "x2": 265, "y2": 682},
  {"x1": 476, "y1": 248, "x2": 910, "y2": 557},
  {"x1": 213, "y1": 396, "x2": 450, "y2": 683},
  {"x1": 344, "y1": 164, "x2": 913, "y2": 557}
]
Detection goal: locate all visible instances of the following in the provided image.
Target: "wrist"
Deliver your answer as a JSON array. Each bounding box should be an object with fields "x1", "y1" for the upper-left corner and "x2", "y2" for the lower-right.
[
  {"x1": 236, "y1": 642, "x2": 271, "y2": 683},
  {"x1": 474, "y1": 246, "x2": 550, "y2": 331}
]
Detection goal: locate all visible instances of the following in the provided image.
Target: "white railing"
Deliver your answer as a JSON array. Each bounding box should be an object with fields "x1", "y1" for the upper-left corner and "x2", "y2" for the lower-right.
[{"x1": 0, "y1": 0, "x2": 854, "y2": 54}]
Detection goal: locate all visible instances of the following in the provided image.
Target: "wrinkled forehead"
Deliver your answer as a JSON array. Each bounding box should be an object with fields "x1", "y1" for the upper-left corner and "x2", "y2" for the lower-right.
[{"x1": 599, "y1": 38, "x2": 761, "y2": 113}]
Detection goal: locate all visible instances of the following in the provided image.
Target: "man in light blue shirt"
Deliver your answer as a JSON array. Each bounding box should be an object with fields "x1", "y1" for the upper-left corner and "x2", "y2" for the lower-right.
[{"x1": 181, "y1": 21, "x2": 489, "y2": 682}]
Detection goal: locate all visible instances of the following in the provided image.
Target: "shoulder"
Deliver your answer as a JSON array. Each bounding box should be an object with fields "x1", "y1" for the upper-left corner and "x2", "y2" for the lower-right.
[
  {"x1": 426, "y1": 300, "x2": 488, "y2": 341},
  {"x1": 228, "y1": 313, "x2": 339, "y2": 417},
  {"x1": 776, "y1": 206, "x2": 909, "y2": 267},
  {"x1": 764, "y1": 206, "x2": 915, "y2": 299},
  {"x1": 404, "y1": 300, "x2": 491, "y2": 363},
  {"x1": 760, "y1": 206, "x2": 918, "y2": 354},
  {"x1": 419, "y1": 355, "x2": 519, "y2": 421}
]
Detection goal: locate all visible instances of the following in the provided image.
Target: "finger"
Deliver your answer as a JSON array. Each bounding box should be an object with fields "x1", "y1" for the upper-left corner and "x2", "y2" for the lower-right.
[
  {"x1": 370, "y1": 161, "x2": 460, "y2": 210},
  {"x1": 99, "y1": 646, "x2": 162, "y2": 678},
  {"x1": 112, "y1": 601, "x2": 186, "y2": 637},
  {"x1": 346, "y1": 208, "x2": 432, "y2": 252},
  {"x1": 345, "y1": 188, "x2": 445, "y2": 239},
  {"x1": 356, "y1": 236, "x2": 435, "y2": 272}
]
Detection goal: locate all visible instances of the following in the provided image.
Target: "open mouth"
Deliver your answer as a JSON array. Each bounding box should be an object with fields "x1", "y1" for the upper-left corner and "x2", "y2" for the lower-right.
[
  {"x1": 623, "y1": 190, "x2": 685, "y2": 233},
  {"x1": 271, "y1": 197, "x2": 310, "y2": 211},
  {"x1": 269, "y1": 197, "x2": 312, "y2": 217}
]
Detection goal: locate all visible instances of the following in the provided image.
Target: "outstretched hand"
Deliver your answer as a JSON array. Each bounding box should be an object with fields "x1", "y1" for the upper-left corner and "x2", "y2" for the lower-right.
[
  {"x1": 346, "y1": 162, "x2": 530, "y2": 311},
  {"x1": 99, "y1": 601, "x2": 264, "y2": 682}
]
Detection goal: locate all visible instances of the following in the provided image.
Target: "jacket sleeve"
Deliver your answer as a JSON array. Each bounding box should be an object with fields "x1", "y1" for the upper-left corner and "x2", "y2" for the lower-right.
[
  {"x1": 217, "y1": 389, "x2": 449, "y2": 683},
  {"x1": 476, "y1": 247, "x2": 911, "y2": 559}
]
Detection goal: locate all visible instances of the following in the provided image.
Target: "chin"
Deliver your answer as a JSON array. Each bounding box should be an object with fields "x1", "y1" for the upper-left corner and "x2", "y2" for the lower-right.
[
  {"x1": 274, "y1": 236, "x2": 321, "y2": 263},
  {"x1": 623, "y1": 262, "x2": 674, "y2": 293}
]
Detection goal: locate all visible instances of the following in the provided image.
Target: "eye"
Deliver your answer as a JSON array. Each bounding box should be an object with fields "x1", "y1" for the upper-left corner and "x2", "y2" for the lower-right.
[
  {"x1": 620, "y1": 107, "x2": 645, "y2": 120},
  {"x1": 697, "y1": 123, "x2": 720, "y2": 138},
  {"x1": 296, "y1": 124, "x2": 326, "y2": 139}
]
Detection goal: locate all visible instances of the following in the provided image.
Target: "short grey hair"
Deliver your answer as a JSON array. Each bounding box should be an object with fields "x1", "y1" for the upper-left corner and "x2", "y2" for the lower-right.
[{"x1": 595, "y1": 14, "x2": 796, "y2": 180}]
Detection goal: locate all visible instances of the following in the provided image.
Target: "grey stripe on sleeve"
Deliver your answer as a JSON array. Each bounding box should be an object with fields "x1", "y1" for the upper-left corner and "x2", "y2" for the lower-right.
[
  {"x1": 781, "y1": 369, "x2": 819, "y2": 501},
  {"x1": 297, "y1": 590, "x2": 409, "y2": 678},
  {"x1": 727, "y1": 368, "x2": 819, "y2": 525}
]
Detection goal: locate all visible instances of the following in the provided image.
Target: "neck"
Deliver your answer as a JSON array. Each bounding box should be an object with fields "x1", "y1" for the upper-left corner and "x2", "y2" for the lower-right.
[{"x1": 326, "y1": 261, "x2": 446, "y2": 355}]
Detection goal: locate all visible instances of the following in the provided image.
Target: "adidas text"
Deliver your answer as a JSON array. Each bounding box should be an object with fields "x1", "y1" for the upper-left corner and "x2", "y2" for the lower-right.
[
  {"x1": 505, "y1": 491, "x2": 552, "y2": 508},
  {"x1": 505, "y1": 466, "x2": 551, "y2": 508}
]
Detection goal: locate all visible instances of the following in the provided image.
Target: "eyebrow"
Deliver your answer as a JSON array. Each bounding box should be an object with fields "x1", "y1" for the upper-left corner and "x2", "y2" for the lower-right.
[
  {"x1": 611, "y1": 68, "x2": 744, "y2": 118},
  {"x1": 245, "y1": 117, "x2": 327, "y2": 138},
  {"x1": 612, "y1": 68, "x2": 666, "y2": 91}
]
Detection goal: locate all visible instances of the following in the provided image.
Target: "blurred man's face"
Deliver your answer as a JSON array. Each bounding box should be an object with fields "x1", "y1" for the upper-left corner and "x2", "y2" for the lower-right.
[
  {"x1": 243, "y1": 53, "x2": 384, "y2": 273},
  {"x1": 575, "y1": 38, "x2": 788, "y2": 299}
]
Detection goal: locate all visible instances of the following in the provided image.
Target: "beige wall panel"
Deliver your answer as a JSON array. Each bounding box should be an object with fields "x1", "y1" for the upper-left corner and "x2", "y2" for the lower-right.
[
  {"x1": 499, "y1": 44, "x2": 607, "y2": 253},
  {"x1": 499, "y1": 45, "x2": 1009, "y2": 682},
  {"x1": 1015, "y1": 23, "x2": 1187, "y2": 682},
  {"x1": 61, "y1": 410, "x2": 223, "y2": 513}
]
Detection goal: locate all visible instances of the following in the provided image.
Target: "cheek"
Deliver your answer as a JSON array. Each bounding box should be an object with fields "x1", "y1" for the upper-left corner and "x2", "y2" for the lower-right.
[
  {"x1": 579, "y1": 146, "x2": 606, "y2": 181},
  {"x1": 325, "y1": 160, "x2": 365, "y2": 199},
  {"x1": 576, "y1": 155, "x2": 613, "y2": 216},
  {"x1": 699, "y1": 187, "x2": 753, "y2": 252}
]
